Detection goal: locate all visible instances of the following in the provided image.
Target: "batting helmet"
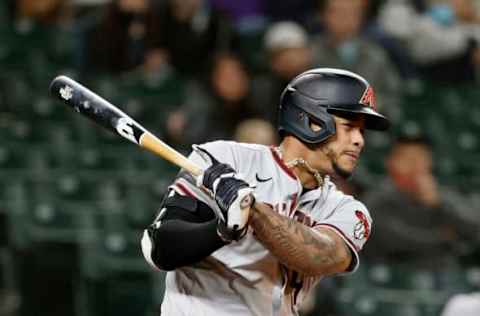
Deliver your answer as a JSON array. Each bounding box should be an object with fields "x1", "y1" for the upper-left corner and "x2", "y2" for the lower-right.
[{"x1": 278, "y1": 68, "x2": 390, "y2": 144}]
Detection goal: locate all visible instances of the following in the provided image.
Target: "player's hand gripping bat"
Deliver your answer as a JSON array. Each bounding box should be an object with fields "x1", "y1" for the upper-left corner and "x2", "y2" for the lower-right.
[
  {"x1": 49, "y1": 75, "x2": 203, "y2": 176},
  {"x1": 49, "y1": 75, "x2": 250, "y2": 233}
]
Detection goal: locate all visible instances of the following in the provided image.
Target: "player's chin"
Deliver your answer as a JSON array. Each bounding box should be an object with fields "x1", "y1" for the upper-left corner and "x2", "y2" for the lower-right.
[{"x1": 333, "y1": 160, "x2": 356, "y2": 179}]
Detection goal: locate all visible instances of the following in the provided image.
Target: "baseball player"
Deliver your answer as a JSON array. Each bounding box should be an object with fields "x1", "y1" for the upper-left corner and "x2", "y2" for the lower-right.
[{"x1": 141, "y1": 68, "x2": 389, "y2": 315}]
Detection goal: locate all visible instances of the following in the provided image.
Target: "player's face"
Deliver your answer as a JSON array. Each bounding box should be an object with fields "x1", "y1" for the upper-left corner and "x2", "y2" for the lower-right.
[{"x1": 312, "y1": 115, "x2": 366, "y2": 178}]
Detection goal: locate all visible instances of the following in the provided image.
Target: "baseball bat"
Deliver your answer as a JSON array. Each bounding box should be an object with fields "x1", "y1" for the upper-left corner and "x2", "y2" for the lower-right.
[{"x1": 49, "y1": 75, "x2": 203, "y2": 177}]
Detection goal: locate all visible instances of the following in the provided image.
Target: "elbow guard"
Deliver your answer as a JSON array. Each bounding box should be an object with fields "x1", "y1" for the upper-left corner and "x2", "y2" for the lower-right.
[
  {"x1": 141, "y1": 191, "x2": 195, "y2": 271},
  {"x1": 140, "y1": 192, "x2": 219, "y2": 271},
  {"x1": 141, "y1": 227, "x2": 164, "y2": 271},
  {"x1": 141, "y1": 223, "x2": 177, "y2": 271}
]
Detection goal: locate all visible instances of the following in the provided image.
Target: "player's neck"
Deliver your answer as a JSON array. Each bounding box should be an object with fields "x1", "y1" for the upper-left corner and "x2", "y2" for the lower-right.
[{"x1": 278, "y1": 137, "x2": 324, "y2": 189}]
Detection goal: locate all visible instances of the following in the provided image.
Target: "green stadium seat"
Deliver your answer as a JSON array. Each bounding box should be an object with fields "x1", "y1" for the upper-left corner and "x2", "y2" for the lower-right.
[
  {"x1": 94, "y1": 179, "x2": 127, "y2": 207},
  {"x1": 59, "y1": 175, "x2": 100, "y2": 202},
  {"x1": 25, "y1": 174, "x2": 96, "y2": 203},
  {"x1": 125, "y1": 181, "x2": 157, "y2": 229},
  {"x1": 149, "y1": 175, "x2": 174, "y2": 201},
  {"x1": 83, "y1": 274, "x2": 156, "y2": 316},
  {"x1": 2, "y1": 175, "x2": 98, "y2": 248},
  {"x1": 337, "y1": 285, "x2": 447, "y2": 316},
  {"x1": 31, "y1": 95, "x2": 70, "y2": 121},
  {"x1": 3, "y1": 23, "x2": 75, "y2": 89},
  {"x1": 468, "y1": 107, "x2": 480, "y2": 131},
  {"x1": 0, "y1": 143, "x2": 28, "y2": 171},
  {"x1": 75, "y1": 147, "x2": 123, "y2": 172},
  {"x1": 3, "y1": 180, "x2": 30, "y2": 250},
  {"x1": 0, "y1": 115, "x2": 34, "y2": 143},
  {"x1": 0, "y1": 142, "x2": 74, "y2": 173},
  {"x1": 336, "y1": 287, "x2": 380, "y2": 316},
  {"x1": 115, "y1": 73, "x2": 187, "y2": 130},
  {"x1": 367, "y1": 264, "x2": 438, "y2": 290},
  {"x1": 463, "y1": 267, "x2": 480, "y2": 291},
  {"x1": 88, "y1": 76, "x2": 122, "y2": 103},
  {"x1": 16, "y1": 120, "x2": 72, "y2": 146},
  {"x1": 76, "y1": 203, "x2": 160, "y2": 316},
  {"x1": 26, "y1": 146, "x2": 58, "y2": 172},
  {"x1": 68, "y1": 114, "x2": 99, "y2": 145},
  {"x1": 28, "y1": 200, "x2": 90, "y2": 244},
  {"x1": 93, "y1": 147, "x2": 157, "y2": 175},
  {"x1": 332, "y1": 260, "x2": 468, "y2": 316},
  {"x1": 43, "y1": 26, "x2": 76, "y2": 69},
  {"x1": 456, "y1": 131, "x2": 478, "y2": 152},
  {"x1": 122, "y1": 97, "x2": 148, "y2": 122},
  {"x1": 373, "y1": 299, "x2": 423, "y2": 316},
  {"x1": 96, "y1": 127, "x2": 127, "y2": 146},
  {"x1": 0, "y1": 3, "x2": 9, "y2": 28},
  {"x1": 3, "y1": 143, "x2": 62, "y2": 174},
  {"x1": 12, "y1": 198, "x2": 89, "y2": 316}
]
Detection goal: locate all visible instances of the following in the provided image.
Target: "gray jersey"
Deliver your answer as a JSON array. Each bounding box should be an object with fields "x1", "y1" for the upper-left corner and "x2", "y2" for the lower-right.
[{"x1": 144, "y1": 141, "x2": 372, "y2": 316}]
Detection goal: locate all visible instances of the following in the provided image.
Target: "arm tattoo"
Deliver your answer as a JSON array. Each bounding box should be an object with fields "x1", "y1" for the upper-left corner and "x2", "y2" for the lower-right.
[{"x1": 250, "y1": 202, "x2": 350, "y2": 276}]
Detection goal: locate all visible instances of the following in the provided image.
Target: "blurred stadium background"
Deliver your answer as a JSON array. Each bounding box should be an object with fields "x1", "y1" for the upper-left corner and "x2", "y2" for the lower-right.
[{"x1": 0, "y1": 0, "x2": 479, "y2": 316}]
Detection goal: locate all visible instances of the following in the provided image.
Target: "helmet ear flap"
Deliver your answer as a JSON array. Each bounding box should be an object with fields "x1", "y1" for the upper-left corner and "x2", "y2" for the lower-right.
[
  {"x1": 305, "y1": 110, "x2": 336, "y2": 143},
  {"x1": 278, "y1": 102, "x2": 336, "y2": 144},
  {"x1": 306, "y1": 113, "x2": 326, "y2": 133}
]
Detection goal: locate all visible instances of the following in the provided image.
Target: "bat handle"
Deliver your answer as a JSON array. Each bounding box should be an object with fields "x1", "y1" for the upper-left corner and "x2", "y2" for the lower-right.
[{"x1": 139, "y1": 133, "x2": 203, "y2": 177}]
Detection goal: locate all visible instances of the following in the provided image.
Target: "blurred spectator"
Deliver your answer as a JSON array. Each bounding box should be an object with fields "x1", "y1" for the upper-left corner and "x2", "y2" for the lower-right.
[
  {"x1": 149, "y1": 0, "x2": 236, "y2": 78},
  {"x1": 15, "y1": 0, "x2": 70, "y2": 25},
  {"x1": 251, "y1": 21, "x2": 313, "y2": 125},
  {"x1": 1, "y1": 0, "x2": 15, "y2": 24},
  {"x1": 363, "y1": 134, "x2": 478, "y2": 267},
  {"x1": 208, "y1": 0, "x2": 266, "y2": 33},
  {"x1": 306, "y1": 0, "x2": 418, "y2": 80},
  {"x1": 263, "y1": 0, "x2": 316, "y2": 24},
  {"x1": 330, "y1": 177, "x2": 366, "y2": 199},
  {"x1": 310, "y1": 0, "x2": 402, "y2": 120},
  {"x1": 233, "y1": 118, "x2": 277, "y2": 145},
  {"x1": 3, "y1": 0, "x2": 74, "y2": 83},
  {"x1": 441, "y1": 292, "x2": 480, "y2": 316},
  {"x1": 81, "y1": 0, "x2": 161, "y2": 75},
  {"x1": 165, "y1": 52, "x2": 256, "y2": 148},
  {"x1": 378, "y1": 0, "x2": 480, "y2": 83},
  {"x1": 263, "y1": 22, "x2": 313, "y2": 81}
]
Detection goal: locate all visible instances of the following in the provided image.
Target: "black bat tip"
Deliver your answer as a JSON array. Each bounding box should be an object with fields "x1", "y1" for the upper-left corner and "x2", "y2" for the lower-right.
[
  {"x1": 48, "y1": 75, "x2": 84, "y2": 105},
  {"x1": 49, "y1": 75, "x2": 73, "y2": 94}
]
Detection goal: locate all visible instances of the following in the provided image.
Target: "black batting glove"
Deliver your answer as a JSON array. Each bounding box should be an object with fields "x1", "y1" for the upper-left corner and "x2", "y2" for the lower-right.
[
  {"x1": 193, "y1": 146, "x2": 254, "y2": 242},
  {"x1": 202, "y1": 161, "x2": 236, "y2": 193}
]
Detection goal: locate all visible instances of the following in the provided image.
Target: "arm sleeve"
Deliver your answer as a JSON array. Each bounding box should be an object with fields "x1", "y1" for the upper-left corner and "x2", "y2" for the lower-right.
[{"x1": 141, "y1": 191, "x2": 226, "y2": 271}]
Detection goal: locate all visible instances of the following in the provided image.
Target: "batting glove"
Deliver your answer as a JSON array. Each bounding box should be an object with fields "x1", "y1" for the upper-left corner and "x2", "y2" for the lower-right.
[{"x1": 193, "y1": 146, "x2": 255, "y2": 242}]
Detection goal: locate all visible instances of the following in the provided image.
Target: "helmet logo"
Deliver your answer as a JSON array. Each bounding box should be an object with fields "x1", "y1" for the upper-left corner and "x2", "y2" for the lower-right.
[{"x1": 360, "y1": 86, "x2": 376, "y2": 110}]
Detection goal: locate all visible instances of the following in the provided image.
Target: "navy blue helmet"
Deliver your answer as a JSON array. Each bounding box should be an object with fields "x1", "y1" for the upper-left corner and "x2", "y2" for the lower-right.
[{"x1": 278, "y1": 68, "x2": 390, "y2": 144}]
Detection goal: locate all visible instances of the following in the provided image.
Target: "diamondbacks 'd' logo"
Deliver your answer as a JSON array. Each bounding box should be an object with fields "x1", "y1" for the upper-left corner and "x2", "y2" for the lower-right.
[
  {"x1": 354, "y1": 210, "x2": 370, "y2": 240},
  {"x1": 359, "y1": 86, "x2": 376, "y2": 110}
]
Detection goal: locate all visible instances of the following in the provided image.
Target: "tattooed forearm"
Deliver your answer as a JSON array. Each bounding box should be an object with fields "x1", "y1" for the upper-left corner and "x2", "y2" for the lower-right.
[{"x1": 250, "y1": 202, "x2": 351, "y2": 276}]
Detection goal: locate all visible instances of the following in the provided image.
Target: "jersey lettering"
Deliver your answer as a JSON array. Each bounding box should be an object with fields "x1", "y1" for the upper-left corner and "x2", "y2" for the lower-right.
[{"x1": 291, "y1": 209, "x2": 318, "y2": 227}]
